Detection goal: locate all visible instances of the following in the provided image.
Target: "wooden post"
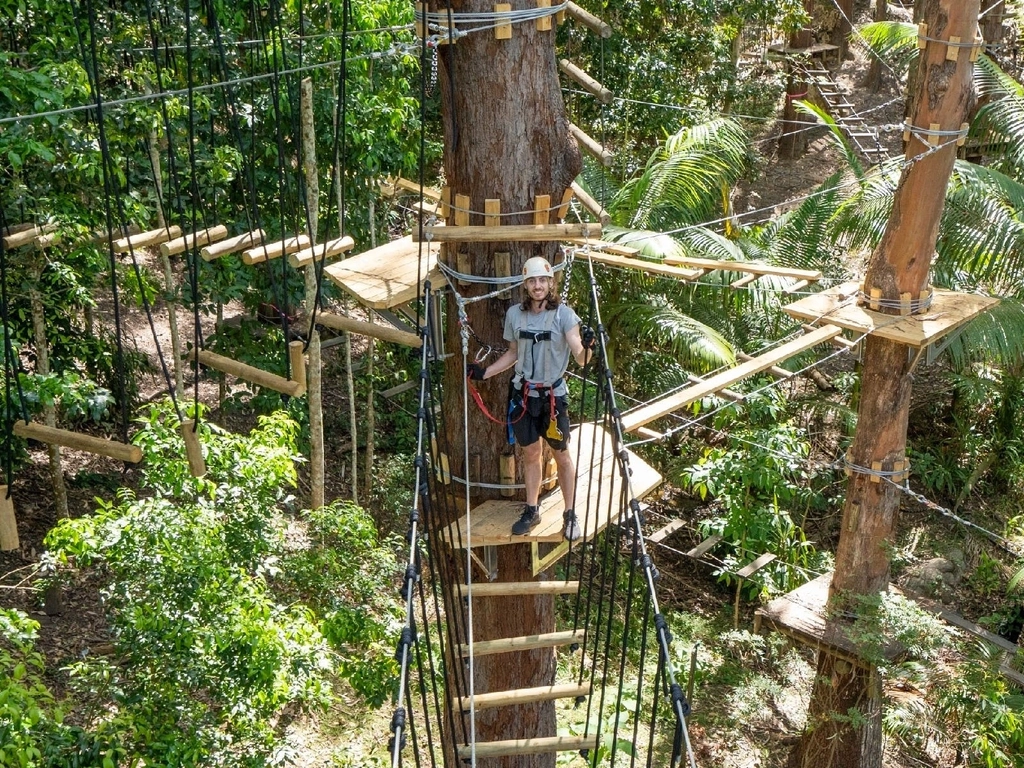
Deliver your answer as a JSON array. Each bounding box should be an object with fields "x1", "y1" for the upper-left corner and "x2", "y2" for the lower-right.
[
  {"x1": 179, "y1": 420, "x2": 206, "y2": 478},
  {"x1": 288, "y1": 340, "x2": 307, "y2": 396},
  {"x1": 796, "y1": 3, "x2": 981, "y2": 767},
  {"x1": 300, "y1": 77, "x2": 327, "y2": 509},
  {"x1": 0, "y1": 486, "x2": 18, "y2": 551},
  {"x1": 500, "y1": 454, "x2": 516, "y2": 497}
]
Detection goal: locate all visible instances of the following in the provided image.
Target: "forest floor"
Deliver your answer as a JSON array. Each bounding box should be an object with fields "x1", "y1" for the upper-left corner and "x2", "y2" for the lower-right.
[{"x1": 2, "y1": 14, "x2": 1020, "y2": 768}]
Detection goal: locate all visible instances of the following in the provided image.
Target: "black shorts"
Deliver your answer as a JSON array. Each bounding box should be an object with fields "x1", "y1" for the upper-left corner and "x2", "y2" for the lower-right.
[{"x1": 510, "y1": 391, "x2": 571, "y2": 451}]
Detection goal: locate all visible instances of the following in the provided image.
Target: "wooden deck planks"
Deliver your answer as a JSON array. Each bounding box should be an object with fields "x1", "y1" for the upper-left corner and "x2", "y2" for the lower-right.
[{"x1": 323, "y1": 236, "x2": 441, "y2": 309}]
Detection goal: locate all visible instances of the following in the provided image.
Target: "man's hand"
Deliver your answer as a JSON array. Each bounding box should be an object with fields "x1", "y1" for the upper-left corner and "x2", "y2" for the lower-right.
[
  {"x1": 466, "y1": 362, "x2": 487, "y2": 381},
  {"x1": 580, "y1": 324, "x2": 597, "y2": 350}
]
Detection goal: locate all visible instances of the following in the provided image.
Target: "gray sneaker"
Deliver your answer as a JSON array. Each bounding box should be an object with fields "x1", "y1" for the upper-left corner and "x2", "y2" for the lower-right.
[
  {"x1": 512, "y1": 505, "x2": 541, "y2": 535},
  {"x1": 563, "y1": 509, "x2": 581, "y2": 541}
]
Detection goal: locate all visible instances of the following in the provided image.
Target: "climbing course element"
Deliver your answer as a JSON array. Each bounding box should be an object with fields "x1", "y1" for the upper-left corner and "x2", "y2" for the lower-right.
[
  {"x1": 113, "y1": 226, "x2": 182, "y2": 253},
  {"x1": 241, "y1": 235, "x2": 311, "y2": 265},
  {"x1": 195, "y1": 348, "x2": 305, "y2": 398},
  {"x1": 160, "y1": 226, "x2": 228, "y2": 256},
  {"x1": 13, "y1": 420, "x2": 143, "y2": 463},
  {"x1": 324, "y1": 235, "x2": 442, "y2": 310}
]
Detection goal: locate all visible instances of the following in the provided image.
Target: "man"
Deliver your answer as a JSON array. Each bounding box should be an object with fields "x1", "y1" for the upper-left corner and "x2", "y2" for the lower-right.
[{"x1": 467, "y1": 255, "x2": 594, "y2": 541}]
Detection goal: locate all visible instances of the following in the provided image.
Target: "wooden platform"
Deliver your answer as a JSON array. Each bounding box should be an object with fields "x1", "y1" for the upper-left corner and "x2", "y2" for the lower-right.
[
  {"x1": 323, "y1": 235, "x2": 441, "y2": 310},
  {"x1": 442, "y1": 422, "x2": 662, "y2": 549},
  {"x1": 783, "y1": 282, "x2": 999, "y2": 348}
]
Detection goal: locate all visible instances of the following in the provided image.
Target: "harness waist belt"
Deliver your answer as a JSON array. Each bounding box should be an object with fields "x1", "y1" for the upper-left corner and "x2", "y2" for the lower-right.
[
  {"x1": 522, "y1": 377, "x2": 564, "y2": 391},
  {"x1": 519, "y1": 329, "x2": 553, "y2": 342}
]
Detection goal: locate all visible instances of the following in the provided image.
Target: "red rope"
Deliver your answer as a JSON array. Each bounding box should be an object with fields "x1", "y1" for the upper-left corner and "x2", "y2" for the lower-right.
[{"x1": 466, "y1": 377, "x2": 528, "y2": 427}]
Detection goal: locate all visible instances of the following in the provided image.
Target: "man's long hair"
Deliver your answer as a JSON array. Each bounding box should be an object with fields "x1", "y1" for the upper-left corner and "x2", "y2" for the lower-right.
[{"x1": 520, "y1": 277, "x2": 561, "y2": 311}]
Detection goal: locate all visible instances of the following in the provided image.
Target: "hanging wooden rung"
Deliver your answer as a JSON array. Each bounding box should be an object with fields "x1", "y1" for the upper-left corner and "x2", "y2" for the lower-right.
[
  {"x1": 381, "y1": 176, "x2": 443, "y2": 201},
  {"x1": 648, "y1": 518, "x2": 686, "y2": 544},
  {"x1": 3, "y1": 224, "x2": 57, "y2": 250},
  {"x1": 196, "y1": 349, "x2": 304, "y2": 397},
  {"x1": 113, "y1": 226, "x2": 182, "y2": 254},
  {"x1": 569, "y1": 122, "x2": 613, "y2": 167},
  {"x1": 465, "y1": 579, "x2": 579, "y2": 598},
  {"x1": 13, "y1": 420, "x2": 142, "y2": 463},
  {"x1": 620, "y1": 325, "x2": 843, "y2": 432},
  {"x1": 160, "y1": 225, "x2": 229, "y2": 257},
  {"x1": 731, "y1": 274, "x2": 760, "y2": 289},
  {"x1": 737, "y1": 552, "x2": 777, "y2": 579},
  {"x1": 178, "y1": 419, "x2": 206, "y2": 477},
  {"x1": 585, "y1": 249, "x2": 702, "y2": 281},
  {"x1": 565, "y1": 0, "x2": 611, "y2": 37},
  {"x1": 454, "y1": 681, "x2": 590, "y2": 712},
  {"x1": 315, "y1": 311, "x2": 422, "y2": 347},
  {"x1": 459, "y1": 736, "x2": 599, "y2": 759},
  {"x1": 0, "y1": 486, "x2": 19, "y2": 551},
  {"x1": 241, "y1": 235, "x2": 310, "y2": 265},
  {"x1": 569, "y1": 181, "x2": 611, "y2": 225},
  {"x1": 200, "y1": 229, "x2": 265, "y2": 261},
  {"x1": 687, "y1": 373, "x2": 743, "y2": 401},
  {"x1": 288, "y1": 341, "x2": 307, "y2": 396},
  {"x1": 686, "y1": 534, "x2": 723, "y2": 559},
  {"x1": 289, "y1": 235, "x2": 355, "y2": 268},
  {"x1": 413, "y1": 222, "x2": 601, "y2": 243},
  {"x1": 559, "y1": 59, "x2": 613, "y2": 104},
  {"x1": 458, "y1": 629, "x2": 584, "y2": 658}
]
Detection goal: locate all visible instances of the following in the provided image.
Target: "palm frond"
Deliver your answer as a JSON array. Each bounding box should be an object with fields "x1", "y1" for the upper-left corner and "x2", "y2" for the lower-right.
[
  {"x1": 856, "y1": 21, "x2": 919, "y2": 79},
  {"x1": 794, "y1": 100, "x2": 865, "y2": 179},
  {"x1": 941, "y1": 299, "x2": 1024, "y2": 369}
]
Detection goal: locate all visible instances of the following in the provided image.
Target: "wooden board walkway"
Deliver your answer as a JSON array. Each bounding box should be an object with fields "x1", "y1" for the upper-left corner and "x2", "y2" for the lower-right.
[
  {"x1": 783, "y1": 281, "x2": 999, "y2": 349},
  {"x1": 442, "y1": 421, "x2": 662, "y2": 549},
  {"x1": 620, "y1": 325, "x2": 843, "y2": 433},
  {"x1": 323, "y1": 235, "x2": 441, "y2": 310}
]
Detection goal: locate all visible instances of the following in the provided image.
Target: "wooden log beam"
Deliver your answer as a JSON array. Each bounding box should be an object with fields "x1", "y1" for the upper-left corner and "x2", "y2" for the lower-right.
[
  {"x1": 113, "y1": 226, "x2": 182, "y2": 254},
  {"x1": 559, "y1": 59, "x2": 613, "y2": 104},
  {"x1": 0, "y1": 486, "x2": 18, "y2": 551},
  {"x1": 179, "y1": 419, "x2": 206, "y2": 477},
  {"x1": 585, "y1": 249, "x2": 702, "y2": 280},
  {"x1": 13, "y1": 420, "x2": 143, "y2": 463},
  {"x1": 200, "y1": 229, "x2": 265, "y2": 261},
  {"x1": 241, "y1": 235, "x2": 310, "y2": 265},
  {"x1": 288, "y1": 340, "x2": 307, "y2": 397},
  {"x1": 381, "y1": 176, "x2": 443, "y2": 200},
  {"x1": 663, "y1": 255, "x2": 822, "y2": 281},
  {"x1": 465, "y1": 580, "x2": 579, "y2": 597},
  {"x1": 457, "y1": 629, "x2": 584, "y2": 657},
  {"x1": 565, "y1": 0, "x2": 611, "y2": 37},
  {"x1": 315, "y1": 310, "x2": 422, "y2": 347},
  {"x1": 569, "y1": 122, "x2": 613, "y2": 166},
  {"x1": 458, "y1": 736, "x2": 599, "y2": 759},
  {"x1": 569, "y1": 181, "x2": 611, "y2": 225},
  {"x1": 413, "y1": 222, "x2": 601, "y2": 243},
  {"x1": 160, "y1": 225, "x2": 229, "y2": 256},
  {"x1": 196, "y1": 349, "x2": 303, "y2": 397},
  {"x1": 453, "y1": 682, "x2": 590, "y2": 712},
  {"x1": 3, "y1": 224, "x2": 57, "y2": 250},
  {"x1": 288, "y1": 235, "x2": 355, "y2": 268}
]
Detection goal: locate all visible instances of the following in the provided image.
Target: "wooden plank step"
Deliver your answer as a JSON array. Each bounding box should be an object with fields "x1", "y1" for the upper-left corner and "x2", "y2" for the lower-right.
[
  {"x1": 458, "y1": 736, "x2": 598, "y2": 758},
  {"x1": 458, "y1": 629, "x2": 584, "y2": 658},
  {"x1": 620, "y1": 325, "x2": 843, "y2": 432},
  {"x1": 585, "y1": 250, "x2": 703, "y2": 281},
  {"x1": 648, "y1": 518, "x2": 686, "y2": 544},
  {"x1": 454, "y1": 681, "x2": 590, "y2": 711},
  {"x1": 737, "y1": 552, "x2": 777, "y2": 579},
  {"x1": 413, "y1": 222, "x2": 601, "y2": 243},
  {"x1": 686, "y1": 534, "x2": 723, "y2": 558},
  {"x1": 465, "y1": 580, "x2": 580, "y2": 597}
]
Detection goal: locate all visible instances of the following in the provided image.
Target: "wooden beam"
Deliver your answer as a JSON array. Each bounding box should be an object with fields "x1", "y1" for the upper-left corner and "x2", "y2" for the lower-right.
[
  {"x1": 241, "y1": 235, "x2": 311, "y2": 265},
  {"x1": 569, "y1": 122, "x2": 613, "y2": 166},
  {"x1": 736, "y1": 351, "x2": 794, "y2": 380},
  {"x1": 0, "y1": 486, "x2": 18, "y2": 551},
  {"x1": 288, "y1": 340, "x2": 307, "y2": 396},
  {"x1": 179, "y1": 419, "x2": 206, "y2": 478},
  {"x1": 160, "y1": 225, "x2": 228, "y2": 256},
  {"x1": 662, "y1": 255, "x2": 823, "y2": 281},
  {"x1": 413, "y1": 222, "x2": 601, "y2": 243},
  {"x1": 565, "y1": 0, "x2": 611, "y2": 37},
  {"x1": 3, "y1": 224, "x2": 57, "y2": 250},
  {"x1": 585, "y1": 250, "x2": 702, "y2": 281},
  {"x1": 200, "y1": 229, "x2": 265, "y2": 261},
  {"x1": 465, "y1": 580, "x2": 579, "y2": 597},
  {"x1": 196, "y1": 349, "x2": 303, "y2": 397},
  {"x1": 687, "y1": 373, "x2": 743, "y2": 401},
  {"x1": 288, "y1": 235, "x2": 355, "y2": 268},
  {"x1": 454, "y1": 682, "x2": 590, "y2": 712},
  {"x1": 569, "y1": 182, "x2": 611, "y2": 225},
  {"x1": 13, "y1": 420, "x2": 143, "y2": 463},
  {"x1": 686, "y1": 534, "x2": 723, "y2": 559},
  {"x1": 113, "y1": 226, "x2": 182, "y2": 254},
  {"x1": 315, "y1": 311, "x2": 422, "y2": 347},
  {"x1": 648, "y1": 519, "x2": 686, "y2": 544},
  {"x1": 459, "y1": 736, "x2": 599, "y2": 759},
  {"x1": 559, "y1": 59, "x2": 613, "y2": 104},
  {"x1": 737, "y1": 552, "x2": 777, "y2": 579},
  {"x1": 381, "y1": 177, "x2": 442, "y2": 200},
  {"x1": 457, "y1": 629, "x2": 583, "y2": 657},
  {"x1": 620, "y1": 325, "x2": 843, "y2": 432}
]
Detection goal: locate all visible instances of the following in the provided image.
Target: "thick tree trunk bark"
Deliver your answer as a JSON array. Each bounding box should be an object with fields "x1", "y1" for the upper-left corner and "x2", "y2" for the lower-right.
[
  {"x1": 794, "y1": 3, "x2": 979, "y2": 767},
  {"x1": 435, "y1": 2, "x2": 581, "y2": 764},
  {"x1": 778, "y1": 3, "x2": 814, "y2": 158},
  {"x1": 863, "y1": 0, "x2": 888, "y2": 92}
]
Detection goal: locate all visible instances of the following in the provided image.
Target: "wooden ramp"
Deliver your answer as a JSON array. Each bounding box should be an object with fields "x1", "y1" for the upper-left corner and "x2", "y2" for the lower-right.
[
  {"x1": 620, "y1": 325, "x2": 843, "y2": 433},
  {"x1": 323, "y1": 235, "x2": 441, "y2": 310},
  {"x1": 442, "y1": 421, "x2": 662, "y2": 549}
]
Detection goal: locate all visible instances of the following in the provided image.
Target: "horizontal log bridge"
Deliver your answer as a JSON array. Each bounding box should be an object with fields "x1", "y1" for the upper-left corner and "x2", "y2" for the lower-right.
[
  {"x1": 13, "y1": 420, "x2": 143, "y2": 463},
  {"x1": 458, "y1": 629, "x2": 584, "y2": 658},
  {"x1": 620, "y1": 325, "x2": 843, "y2": 432},
  {"x1": 289, "y1": 235, "x2": 355, "y2": 268},
  {"x1": 160, "y1": 226, "x2": 228, "y2": 256},
  {"x1": 559, "y1": 59, "x2": 612, "y2": 104},
  {"x1": 201, "y1": 229, "x2": 265, "y2": 261},
  {"x1": 458, "y1": 736, "x2": 599, "y2": 759},
  {"x1": 196, "y1": 349, "x2": 304, "y2": 397},
  {"x1": 113, "y1": 226, "x2": 182, "y2": 254},
  {"x1": 314, "y1": 311, "x2": 422, "y2": 347},
  {"x1": 241, "y1": 235, "x2": 310, "y2": 265},
  {"x1": 454, "y1": 682, "x2": 591, "y2": 712},
  {"x1": 413, "y1": 223, "x2": 602, "y2": 243}
]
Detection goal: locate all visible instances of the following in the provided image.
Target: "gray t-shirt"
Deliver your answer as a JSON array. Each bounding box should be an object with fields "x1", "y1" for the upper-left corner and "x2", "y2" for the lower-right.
[{"x1": 503, "y1": 303, "x2": 581, "y2": 397}]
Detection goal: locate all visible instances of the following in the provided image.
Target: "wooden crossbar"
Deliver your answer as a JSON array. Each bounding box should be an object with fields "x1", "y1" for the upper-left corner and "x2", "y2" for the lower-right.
[
  {"x1": 648, "y1": 519, "x2": 686, "y2": 544},
  {"x1": 412, "y1": 222, "x2": 601, "y2": 243},
  {"x1": 621, "y1": 325, "x2": 843, "y2": 432},
  {"x1": 200, "y1": 229, "x2": 265, "y2": 261},
  {"x1": 662, "y1": 255, "x2": 822, "y2": 281},
  {"x1": 686, "y1": 534, "x2": 723, "y2": 559},
  {"x1": 737, "y1": 552, "x2": 777, "y2": 579},
  {"x1": 569, "y1": 122, "x2": 613, "y2": 166},
  {"x1": 585, "y1": 250, "x2": 703, "y2": 281},
  {"x1": 454, "y1": 682, "x2": 590, "y2": 712},
  {"x1": 196, "y1": 349, "x2": 303, "y2": 397},
  {"x1": 3, "y1": 224, "x2": 57, "y2": 250},
  {"x1": 458, "y1": 736, "x2": 599, "y2": 759},
  {"x1": 113, "y1": 226, "x2": 181, "y2": 254},
  {"x1": 241, "y1": 235, "x2": 310, "y2": 265},
  {"x1": 14, "y1": 420, "x2": 142, "y2": 463},
  {"x1": 458, "y1": 629, "x2": 583, "y2": 658},
  {"x1": 565, "y1": 0, "x2": 611, "y2": 37},
  {"x1": 381, "y1": 177, "x2": 442, "y2": 200},
  {"x1": 465, "y1": 580, "x2": 579, "y2": 598},
  {"x1": 559, "y1": 58, "x2": 612, "y2": 103},
  {"x1": 289, "y1": 235, "x2": 354, "y2": 268},
  {"x1": 569, "y1": 181, "x2": 611, "y2": 225},
  {"x1": 315, "y1": 311, "x2": 421, "y2": 348},
  {"x1": 0, "y1": 486, "x2": 19, "y2": 550},
  {"x1": 160, "y1": 226, "x2": 228, "y2": 256}
]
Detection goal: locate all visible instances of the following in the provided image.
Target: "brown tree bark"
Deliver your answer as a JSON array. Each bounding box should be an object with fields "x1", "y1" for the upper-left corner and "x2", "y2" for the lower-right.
[
  {"x1": 434, "y1": 2, "x2": 581, "y2": 765},
  {"x1": 778, "y1": 3, "x2": 815, "y2": 158},
  {"x1": 793, "y1": 3, "x2": 980, "y2": 767},
  {"x1": 863, "y1": 0, "x2": 888, "y2": 92}
]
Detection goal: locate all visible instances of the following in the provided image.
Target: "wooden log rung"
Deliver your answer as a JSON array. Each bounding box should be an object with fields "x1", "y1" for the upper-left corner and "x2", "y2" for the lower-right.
[
  {"x1": 558, "y1": 59, "x2": 613, "y2": 104},
  {"x1": 196, "y1": 349, "x2": 303, "y2": 397},
  {"x1": 160, "y1": 225, "x2": 228, "y2": 256},
  {"x1": 315, "y1": 310, "x2": 422, "y2": 348},
  {"x1": 648, "y1": 519, "x2": 686, "y2": 544},
  {"x1": 113, "y1": 226, "x2": 182, "y2": 254},
  {"x1": 241, "y1": 235, "x2": 311, "y2": 265},
  {"x1": 289, "y1": 235, "x2": 355, "y2": 268},
  {"x1": 569, "y1": 181, "x2": 611, "y2": 225},
  {"x1": 454, "y1": 682, "x2": 590, "y2": 712},
  {"x1": 413, "y1": 223, "x2": 601, "y2": 243},
  {"x1": 569, "y1": 122, "x2": 613, "y2": 167},
  {"x1": 581, "y1": 249, "x2": 703, "y2": 281},
  {"x1": 200, "y1": 229, "x2": 265, "y2": 261},
  {"x1": 465, "y1": 580, "x2": 579, "y2": 597},
  {"x1": 564, "y1": 0, "x2": 611, "y2": 37},
  {"x1": 458, "y1": 736, "x2": 599, "y2": 759},
  {"x1": 458, "y1": 629, "x2": 583, "y2": 658},
  {"x1": 13, "y1": 420, "x2": 142, "y2": 463}
]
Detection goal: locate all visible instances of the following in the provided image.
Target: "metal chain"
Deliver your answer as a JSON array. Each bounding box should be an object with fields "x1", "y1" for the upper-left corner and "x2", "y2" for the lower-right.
[{"x1": 561, "y1": 246, "x2": 575, "y2": 297}]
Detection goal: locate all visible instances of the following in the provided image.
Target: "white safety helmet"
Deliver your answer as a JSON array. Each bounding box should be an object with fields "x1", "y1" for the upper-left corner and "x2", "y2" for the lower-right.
[{"x1": 522, "y1": 256, "x2": 554, "y2": 280}]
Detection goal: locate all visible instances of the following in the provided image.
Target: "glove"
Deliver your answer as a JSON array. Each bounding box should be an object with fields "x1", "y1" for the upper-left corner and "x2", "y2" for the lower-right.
[
  {"x1": 466, "y1": 362, "x2": 487, "y2": 381},
  {"x1": 581, "y1": 324, "x2": 597, "y2": 350}
]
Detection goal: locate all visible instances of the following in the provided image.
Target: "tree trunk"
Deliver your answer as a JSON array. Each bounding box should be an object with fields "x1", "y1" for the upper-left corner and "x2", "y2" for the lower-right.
[
  {"x1": 435, "y1": 2, "x2": 581, "y2": 764},
  {"x1": 863, "y1": 0, "x2": 888, "y2": 92},
  {"x1": 778, "y1": 5, "x2": 814, "y2": 159},
  {"x1": 300, "y1": 77, "x2": 325, "y2": 510},
  {"x1": 794, "y1": 3, "x2": 980, "y2": 767}
]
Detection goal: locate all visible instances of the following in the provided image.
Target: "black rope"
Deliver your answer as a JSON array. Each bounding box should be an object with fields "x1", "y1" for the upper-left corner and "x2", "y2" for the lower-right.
[{"x1": 0, "y1": 209, "x2": 30, "y2": 492}]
